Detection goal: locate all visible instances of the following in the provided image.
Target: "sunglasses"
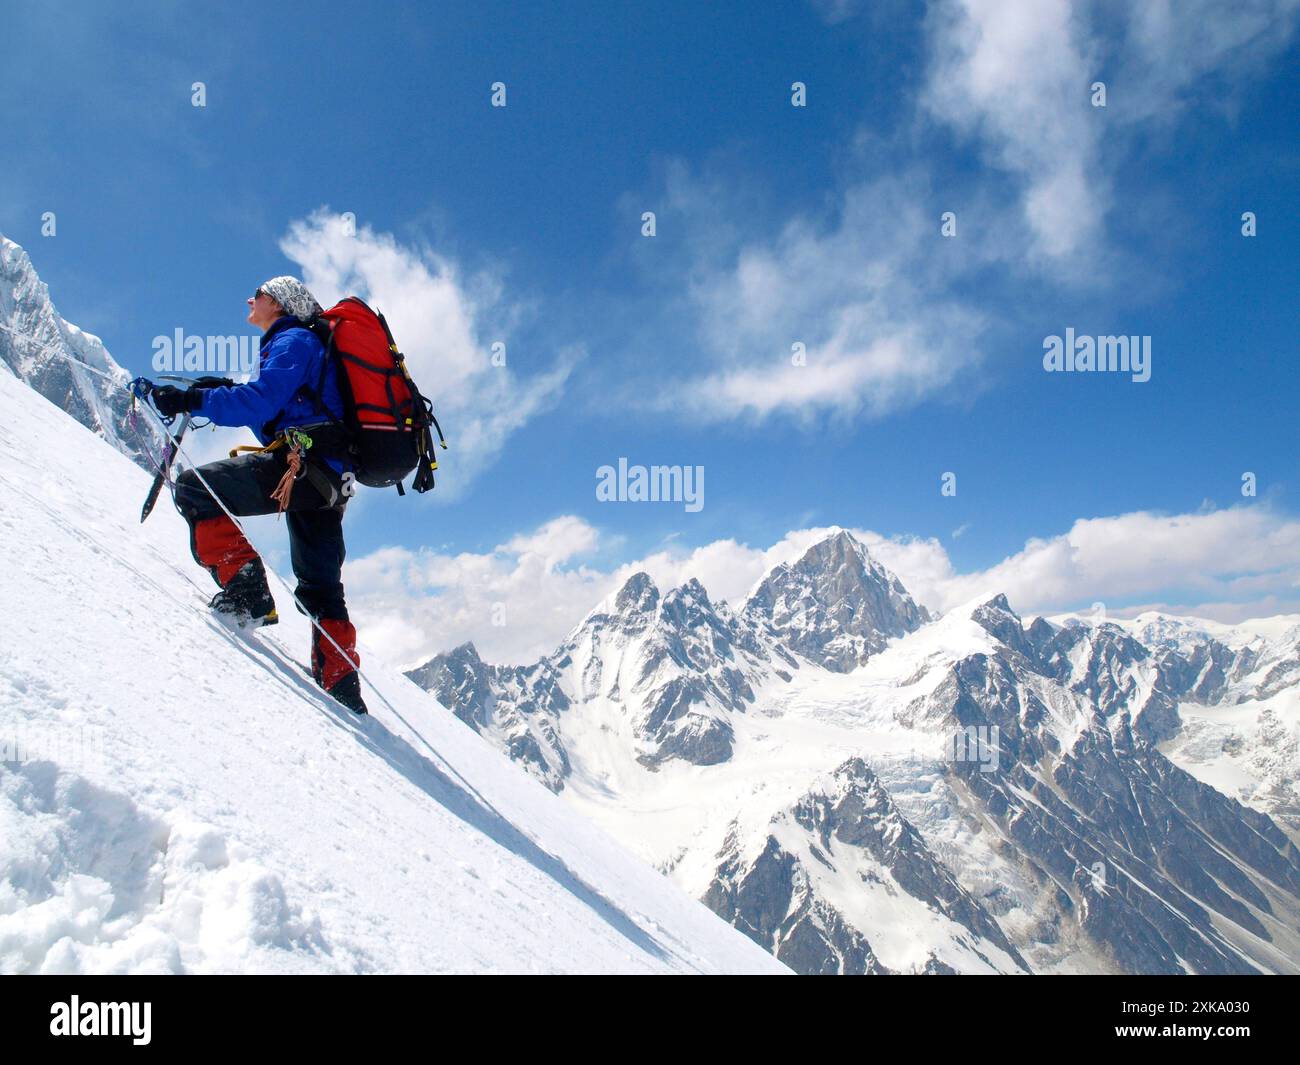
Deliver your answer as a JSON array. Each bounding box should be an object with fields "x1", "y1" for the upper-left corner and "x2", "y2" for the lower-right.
[{"x1": 252, "y1": 287, "x2": 267, "y2": 300}]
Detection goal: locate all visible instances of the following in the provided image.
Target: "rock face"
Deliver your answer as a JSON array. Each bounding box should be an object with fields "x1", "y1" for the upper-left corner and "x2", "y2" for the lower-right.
[
  {"x1": 1024, "y1": 610, "x2": 1300, "y2": 833},
  {"x1": 948, "y1": 598, "x2": 1300, "y2": 975},
  {"x1": 703, "y1": 758, "x2": 1030, "y2": 974},
  {"x1": 745, "y1": 529, "x2": 930, "y2": 671},
  {"x1": 1027, "y1": 614, "x2": 1181, "y2": 742},
  {"x1": 0, "y1": 235, "x2": 160, "y2": 469},
  {"x1": 410, "y1": 568, "x2": 807, "y2": 775},
  {"x1": 408, "y1": 641, "x2": 570, "y2": 791},
  {"x1": 409, "y1": 532, "x2": 1300, "y2": 975}
]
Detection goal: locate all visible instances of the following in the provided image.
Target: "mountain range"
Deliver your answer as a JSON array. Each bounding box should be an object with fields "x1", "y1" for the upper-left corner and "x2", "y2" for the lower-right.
[{"x1": 409, "y1": 530, "x2": 1300, "y2": 975}]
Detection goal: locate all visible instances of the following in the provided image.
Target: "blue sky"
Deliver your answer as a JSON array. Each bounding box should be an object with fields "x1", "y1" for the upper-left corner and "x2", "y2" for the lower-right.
[{"x1": 3, "y1": 1, "x2": 1298, "y2": 665}]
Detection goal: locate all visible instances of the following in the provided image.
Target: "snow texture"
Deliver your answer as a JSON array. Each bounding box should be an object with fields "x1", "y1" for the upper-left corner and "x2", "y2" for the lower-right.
[{"x1": 0, "y1": 366, "x2": 786, "y2": 975}]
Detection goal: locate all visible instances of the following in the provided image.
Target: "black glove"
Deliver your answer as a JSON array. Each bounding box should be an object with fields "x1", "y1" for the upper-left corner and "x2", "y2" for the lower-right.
[{"x1": 151, "y1": 385, "x2": 201, "y2": 418}]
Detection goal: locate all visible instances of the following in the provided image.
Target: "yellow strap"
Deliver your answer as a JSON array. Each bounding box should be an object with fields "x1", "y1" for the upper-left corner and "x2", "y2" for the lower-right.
[{"x1": 227, "y1": 438, "x2": 286, "y2": 459}]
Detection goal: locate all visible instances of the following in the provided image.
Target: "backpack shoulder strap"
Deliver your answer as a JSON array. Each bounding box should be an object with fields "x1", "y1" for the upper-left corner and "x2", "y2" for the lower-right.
[{"x1": 259, "y1": 318, "x2": 336, "y2": 438}]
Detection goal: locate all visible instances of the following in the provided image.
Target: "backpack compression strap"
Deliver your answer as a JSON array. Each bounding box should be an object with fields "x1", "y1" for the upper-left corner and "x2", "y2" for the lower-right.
[{"x1": 373, "y1": 307, "x2": 444, "y2": 494}]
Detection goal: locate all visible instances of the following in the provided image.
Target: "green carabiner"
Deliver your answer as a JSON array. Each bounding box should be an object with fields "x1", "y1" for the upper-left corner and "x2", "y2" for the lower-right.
[{"x1": 286, "y1": 428, "x2": 313, "y2": 452}]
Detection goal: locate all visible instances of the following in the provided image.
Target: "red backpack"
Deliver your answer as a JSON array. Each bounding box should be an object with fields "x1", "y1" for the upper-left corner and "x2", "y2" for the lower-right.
[{"x1": 312, "y1": 297, "x2": 445, "y2": 494}]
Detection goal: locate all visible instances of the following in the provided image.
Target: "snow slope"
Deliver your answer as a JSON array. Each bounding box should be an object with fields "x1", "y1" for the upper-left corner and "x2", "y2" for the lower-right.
[{"x1": 0, "y1": 367, "x2": 787, "y2": 975}]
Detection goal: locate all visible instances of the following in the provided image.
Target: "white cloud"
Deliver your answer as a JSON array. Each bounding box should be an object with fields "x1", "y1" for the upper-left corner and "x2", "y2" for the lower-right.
[
  {"x1": 683, "y1": 327, "x2": 974, "y2": 424},
  {"x1": 923, "y1": 0, "x2": 1102, "y2": 261},
  {"x1": 1119, "y1": 0, "x2": 1300, "y2": 122},
  {"x1": 611, "y1": 3, "x2": 1297, "y2": 427},
  {"x1": 878, "y1": 505, "x2": 1300, "y2": 619},
  {"x1": 279, "y1": 210, "x2": 577, "y2": 494},
  {"x1": 921, "y1": 0, "x2": 1299, "y2": 262},
  {"x1": 345, "y1": 516, "x2": 617, "y2": 669},
  {"x1": 648, "y1": 172, "x2": 990, "y2": 424},
  {"x1": 501, "y1": 514, "x2": 600, "y2": 569},
  {"x1": 689, "y1": 0, "x2": 1298, "y2": 416}
]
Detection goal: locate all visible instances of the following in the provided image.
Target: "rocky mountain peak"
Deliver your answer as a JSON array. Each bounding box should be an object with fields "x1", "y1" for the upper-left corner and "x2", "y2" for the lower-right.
[
  {"x1": 971, "y1": 594, "x2": 1033, "y2": 658},
  {"x1": 744, "y1": 529, "x2": 930, "y2": 672},
  {"x1": 614, "y1": 571, "x2": 660, "y2": 615}
]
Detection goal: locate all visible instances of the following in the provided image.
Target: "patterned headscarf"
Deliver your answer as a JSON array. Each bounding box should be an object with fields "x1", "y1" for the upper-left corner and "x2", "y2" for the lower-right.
[{"x1": 258, "y1": 276, "x2": 323, "y2": 322}]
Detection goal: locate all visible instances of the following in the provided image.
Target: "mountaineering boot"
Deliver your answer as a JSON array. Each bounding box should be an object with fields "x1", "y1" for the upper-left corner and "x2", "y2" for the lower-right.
[
  {"x1": 326, "y1": 670, "x2": 368, "y2": 716},
  {"x1": 311, "y1": 617, "x2": 366, "y2": 714},
  {"x1": 209, "y1": 559, "x2": 278, "y2": 628}
]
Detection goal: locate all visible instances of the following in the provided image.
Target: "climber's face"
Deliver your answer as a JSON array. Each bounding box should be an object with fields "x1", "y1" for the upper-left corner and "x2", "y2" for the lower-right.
[{"x1": 246, "y1": 288, "x2": 283, "y2": 331}]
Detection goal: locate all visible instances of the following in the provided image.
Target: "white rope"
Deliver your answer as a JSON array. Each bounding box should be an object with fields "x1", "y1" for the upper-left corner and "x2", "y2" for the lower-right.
[{"x1": 0, "y1": 321, "x2": 493, "y2": 806}]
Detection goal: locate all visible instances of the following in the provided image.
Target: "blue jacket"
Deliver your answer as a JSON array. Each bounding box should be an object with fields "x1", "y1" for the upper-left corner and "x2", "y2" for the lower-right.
[{"x1": 197, "y1": 316, "x2": 347, "y2": 473}]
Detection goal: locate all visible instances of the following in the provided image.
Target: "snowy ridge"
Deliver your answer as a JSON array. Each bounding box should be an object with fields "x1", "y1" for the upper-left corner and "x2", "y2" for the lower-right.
[
  {"x1": 0, "y1": 367, "x2": 786, "y2": 975},
  {"x1": 412, "y1": 570, "x2": 812, "y2": 783},
  {"x1": 0, "y1": 234, "x2": 160, "y2": 469},
  {"x1": 1032, "y1": 610, "x2": 1300, "y2": 829}
]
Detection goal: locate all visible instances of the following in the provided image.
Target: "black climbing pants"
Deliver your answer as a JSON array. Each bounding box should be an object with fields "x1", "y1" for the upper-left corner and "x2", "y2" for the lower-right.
[{"x1": 174, "y1": 450, "x2": 350, "y2": 620}]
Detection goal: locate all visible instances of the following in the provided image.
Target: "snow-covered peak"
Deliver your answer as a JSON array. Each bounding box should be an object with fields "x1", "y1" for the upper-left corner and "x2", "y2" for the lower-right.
[
  {"x1": 445, "y1": 640, "x2": 484, "y2": 662},
  {"x1": 613, "y1": 571, "x2": 660, "y2": 615},
  {"x1": 0, "y1": 232, "x2": 160, "y2": 469},
  {"x1": 743, "y1": 528, "x2": 930, "y2": 671},
  {"x1": 665, "y1": 575, "x2": 710, "y2": 606},
  {"x1": 969, "y1": 593, "x2": 1036, "y2": 657},
  {"x1": 403, "y1": 641, "x2": 493, "y2": 728},
  {"x1": 1117, "y1": 610, "x2": 1300, "y2": 653}
]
